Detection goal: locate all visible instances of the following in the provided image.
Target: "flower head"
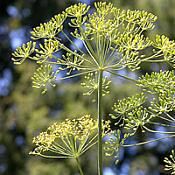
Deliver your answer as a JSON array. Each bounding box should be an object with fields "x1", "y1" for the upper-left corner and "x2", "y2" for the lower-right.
[
  {"x1": 112, "y1": 93, "x2": 146, "y2": 116},
  {"x1": 164, "y1": 150, "x2": 175, "y2": 175},
  {"x1": 31, "y1": 64, "x2": 58, "y2": 94},
  {"x1": 12, "y1": 2, "x2": 175, "y2": 94},
  {"x1": 137, "y1": 70, "x2": 175, "y2": 94},
  {"x1": 12, "y1": 41, "x2": 36, "y2": 64},
  {"x1": 34, "y1": 39, "x2": 60, "y2": 63},
  {"x1": 66, "y1": 3, "x2": 90, "y2": 18},
  {"x1": 81, "y1": 72, "x2": 111, "y2": 96},
  {"x1": 31, "y1": 21, "x2": 57, "y2": 40},
  {"x1": 30, "y1": 115, "x2": 110, "y2": 159},
  {"x1": 124, "y1": 107, "x2": 152, "y2": 132},
  {"x1": 104, "y1": 130, "x2": 130, "y2": 164}
]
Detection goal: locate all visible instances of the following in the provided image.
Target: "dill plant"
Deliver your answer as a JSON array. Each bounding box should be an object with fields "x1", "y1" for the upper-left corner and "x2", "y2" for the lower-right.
[{"x1": 12, "y1": 2, "x2": 175, "y2": 175}]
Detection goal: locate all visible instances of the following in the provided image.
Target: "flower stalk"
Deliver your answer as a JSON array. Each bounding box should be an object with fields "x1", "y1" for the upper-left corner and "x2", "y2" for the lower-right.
[
  {"x1": 98, "y1": 70, "x2": 103, "y2": 175},
  {"x1": 76, "y1": 157, "x2": 84, "y2": 175}
]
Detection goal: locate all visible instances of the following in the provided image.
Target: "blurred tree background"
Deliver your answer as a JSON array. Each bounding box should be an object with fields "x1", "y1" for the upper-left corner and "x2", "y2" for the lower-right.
[{"x1": 0, "y1": 0, "x2": 175, "y2": 175}]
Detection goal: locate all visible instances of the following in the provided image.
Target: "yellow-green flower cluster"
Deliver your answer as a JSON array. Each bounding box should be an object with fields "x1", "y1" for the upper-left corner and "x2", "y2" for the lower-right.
[
  {"x1": 10, "y1": 2, "x2": 175, "y2": 170},
  {"x1": 94, "y1": 2, "x2": 115, "y2": 18},
  {"x1": 111, "y1": 70, "x2": 175, "y2": 133},
  {"x1": 150, "y1": 92, "x2": 175, "y2": 114},
  {"x1": 12, "y1": 41, "x2": 36, "y2": 64},
  {"x1": 81, "y1": 72, "x2": 111, "y2": 96},
  {"x1": 104, "y1": 130, "x2": 129, "y2": 164},
  {"x1": 116, "y1": 34, "x2": 152, "y2": 52},
  {"x1": 112, "y1": 93, "x2": 146, "y2": 116},
  {"x1": 153, "y1": 35, "x2": 175, "y2": 55},
  {"x1": 164, "y1": 150, "x2": 175, "y2": 175},
  {"x1": 31, "y1": 13, "x2": 67, "y2": 40},
  {"x1": 48, "y1": 115, "x2": 97, "y2": 140},
  {"x1": 66, "y1": 3, "x2": 90, "y2": 18},
  {"x1": 137, "y1": 70, "x2": 175, "y2": 114},
  {"x1": 124, "y1": 107, "x2": 152, "y2": 132},
  {"x1": 86, "y1": 13, "x2": 117, "y2": 37},
  {"x1": 124, "y1": 9, "x2": 157, "y2": 30},
  {"x1": 35, "y1": 39, "x2": 60, "y2": 63},
  {"x1": 58, "y1": 51, "x2": 84, "y2": 75},
  {"x1": 31, "y1": 64, "x2": 58, "y2": 94},
  {"x1": 137, "y1": 70, "x2": 175, "y2": 94},
  {"x1": 111, "y1": 93, "x2": 149, "y2": 132},
  {"x1": 66, "y1": 3, "x2": 90, "y2": 27},
  {"x1": 30, "y1": 115, "x2": 110, "y2": 159},
  {"x1": 11, "y1": 2, "x2": 175, "y2": 93},
  {"x1": 153, "y1": 35, "x2": 175, "y2": 67}
]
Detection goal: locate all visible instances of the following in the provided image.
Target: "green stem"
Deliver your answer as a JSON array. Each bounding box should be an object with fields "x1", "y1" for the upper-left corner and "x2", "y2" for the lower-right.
[
  {"x1": 61, "y1": 31, "x2": 84, "y2": 54},
  {"x1": 141, "y1": 51, "x2": 163, "y2": 62},
  {"x1": 98, "y1": 70, "x2": 103, "y2": 175},
  {"x1": 143, "y1": 126, "x2": 175, "y2": 134},
  {"x1": 107, "y1": 70, "x2": 138, "y2": 83},
  {"x1": 76, "y1": 157, "x2": 84, "y2": 175},
  {"x1": 56, "y1": 70, "x2": 97, "y2": 81},
  {"x1": 164, "y1": 112, "x2": 175, "y2": 122},
  {"x1": 123, "y1": 134, "x2": 175, "y2": 147},
  {"x1": 149, "y1": 121, "x2": 175, "y2": 128}
]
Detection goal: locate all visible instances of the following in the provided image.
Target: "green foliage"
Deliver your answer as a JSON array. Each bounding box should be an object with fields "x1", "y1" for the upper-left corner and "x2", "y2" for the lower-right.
[{"x1": 27, "y1": 160, "x2": 70, "y2": 175}]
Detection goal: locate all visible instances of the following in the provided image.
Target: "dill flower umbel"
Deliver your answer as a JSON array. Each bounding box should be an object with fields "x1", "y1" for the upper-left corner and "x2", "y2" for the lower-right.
[
  {"x1": 30, "y1": 115, "x2": 110, "y2": 159},
  {"x1": 11, "y1": 2, "x2": 169, "y2": 93}
]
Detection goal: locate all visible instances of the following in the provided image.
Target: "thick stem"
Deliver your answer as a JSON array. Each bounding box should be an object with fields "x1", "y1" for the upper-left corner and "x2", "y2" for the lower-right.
[
  {"x1": 76, "y1": 157, "x2": 84, "y2": 175},
  {"x1": 98, "y1": 70, "x2": 103, "y2": 175}
]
